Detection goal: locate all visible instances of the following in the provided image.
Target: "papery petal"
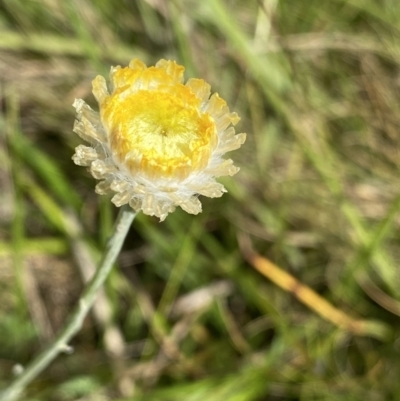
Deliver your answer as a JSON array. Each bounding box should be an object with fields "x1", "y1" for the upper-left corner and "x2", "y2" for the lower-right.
[{"x1": 111, "y1": 190, "x2": 132, "y2": 207}]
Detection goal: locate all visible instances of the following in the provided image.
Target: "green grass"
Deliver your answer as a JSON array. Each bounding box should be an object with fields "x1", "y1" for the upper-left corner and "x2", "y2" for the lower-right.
[{"x1": 1, "y1": 0, "x2": 400, "y2": 400}]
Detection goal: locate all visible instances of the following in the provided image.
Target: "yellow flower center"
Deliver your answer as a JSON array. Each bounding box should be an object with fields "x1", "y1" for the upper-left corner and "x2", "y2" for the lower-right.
[{"x1": 102, "y1": 84, "x2": 217, "y2": 180}]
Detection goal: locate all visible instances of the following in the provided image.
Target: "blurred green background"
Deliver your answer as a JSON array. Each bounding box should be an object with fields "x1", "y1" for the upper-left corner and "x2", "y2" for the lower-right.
[{"x1": 1, "y1": 0, "x2": 400, "y2": 400}]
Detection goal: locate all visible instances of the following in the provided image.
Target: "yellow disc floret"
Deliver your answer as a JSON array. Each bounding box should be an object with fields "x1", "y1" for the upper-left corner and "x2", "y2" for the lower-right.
[{"x1": 100, "y1": 66, "x2": 218, "y2": 180}]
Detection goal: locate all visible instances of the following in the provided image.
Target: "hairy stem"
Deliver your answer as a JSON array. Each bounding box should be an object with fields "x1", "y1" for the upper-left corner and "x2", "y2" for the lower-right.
[{"x1": 1, "y1": 205, "x2": 136, "y2": 401}]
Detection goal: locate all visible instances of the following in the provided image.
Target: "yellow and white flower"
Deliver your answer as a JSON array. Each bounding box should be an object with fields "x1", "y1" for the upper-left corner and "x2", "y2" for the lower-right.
[{"x1": 72, "y1": 59, "x2": 246, "y2": 221}]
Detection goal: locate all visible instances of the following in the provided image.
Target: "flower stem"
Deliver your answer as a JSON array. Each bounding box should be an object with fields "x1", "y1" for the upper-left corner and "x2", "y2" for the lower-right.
[{"x1": 1, "y1": 205, "x2": 137, "y2": 401}]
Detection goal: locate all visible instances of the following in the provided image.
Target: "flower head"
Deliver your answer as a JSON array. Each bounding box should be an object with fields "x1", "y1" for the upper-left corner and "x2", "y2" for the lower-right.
[{"x1": 72, "y1": 59, "x2": 246, "y2": 221}]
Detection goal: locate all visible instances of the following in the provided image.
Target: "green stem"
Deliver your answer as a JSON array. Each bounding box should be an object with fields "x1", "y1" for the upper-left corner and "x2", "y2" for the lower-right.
[{"x1": 0, "y1": 205, "x2": 136, "y2": 401}]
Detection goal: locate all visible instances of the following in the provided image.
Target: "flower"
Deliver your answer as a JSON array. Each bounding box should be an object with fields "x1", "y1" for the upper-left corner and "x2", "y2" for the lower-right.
[{"x1": 72, "y1": 59, "x2": 246, "y2": 221}]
